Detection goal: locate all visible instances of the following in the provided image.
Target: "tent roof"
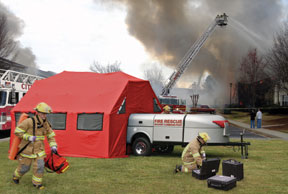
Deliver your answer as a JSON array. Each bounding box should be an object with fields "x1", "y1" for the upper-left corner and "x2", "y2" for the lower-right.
[{"x1": 13, "y1": 71, "x2": 146, "y2": 113}]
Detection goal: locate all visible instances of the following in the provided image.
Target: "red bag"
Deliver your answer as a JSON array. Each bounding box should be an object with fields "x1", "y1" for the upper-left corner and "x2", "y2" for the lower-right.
[{"x1": 44, "y1": 152, "x2": 69, "y2": 174}]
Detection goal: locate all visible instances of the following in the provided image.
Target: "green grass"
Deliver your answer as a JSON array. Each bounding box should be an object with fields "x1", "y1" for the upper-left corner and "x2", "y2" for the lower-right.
[
  {"x1": 220, "y1": 111, "x2": 250, "y2": 123},
  {"x1": 222, "y1": 111, "x2": 288, "y2": 124},
  {"x1": 1, "y1": 139, "x2": 288, "y2": 194}
]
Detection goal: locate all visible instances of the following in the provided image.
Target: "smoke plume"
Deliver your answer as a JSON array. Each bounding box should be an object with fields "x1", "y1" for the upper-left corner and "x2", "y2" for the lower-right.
[
  {"x1": 98, "y1": 0, "x2": 285, "y2": 105},
  {"x1": 0, "y1": 2, "x2": 37, "y2": 68}
]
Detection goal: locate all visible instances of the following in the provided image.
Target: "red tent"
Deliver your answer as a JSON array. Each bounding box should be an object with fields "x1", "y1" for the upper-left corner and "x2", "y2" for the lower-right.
[{"x1": 10, "y1": 71, "x2": 162, "y2": 158}]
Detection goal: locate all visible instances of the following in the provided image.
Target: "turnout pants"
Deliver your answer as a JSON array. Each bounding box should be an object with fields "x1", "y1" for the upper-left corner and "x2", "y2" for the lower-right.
[
  {"x1": 181, "y1": 158, "x2": 197, "y2": 173},
  {"x1": 13, "y1": 155, "x2": 45, "y2": 186}
]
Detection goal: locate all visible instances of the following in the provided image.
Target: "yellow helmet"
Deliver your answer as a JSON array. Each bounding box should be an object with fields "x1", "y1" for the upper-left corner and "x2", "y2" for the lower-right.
[
  {"x1": 163, "y1": 105, "x2": 171, "y2": 111},
  {"x1": 34, "y1": 102, "x2": 52, "y2": 113},
  {"x1": 198, "y1": 132, "x2": 210, "y2": 142}
]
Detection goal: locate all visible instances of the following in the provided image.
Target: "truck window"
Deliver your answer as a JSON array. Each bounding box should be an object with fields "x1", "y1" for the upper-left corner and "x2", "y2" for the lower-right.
[
  {"x1": 180, "y1": 99, "x2": 186, "y2": 106},
  {"x1": 0, "y1": 91, "x2": 7, "y2": 106},
  {"x1": 170, "y1": 99, "x2": 178, "y2": 105},
  {"x1": 77, "y1": 113, "x2": 103, "y2": 131},
  {"x1": 159, "y1": 98, "x2": 178, "y2": 105},
  {"x1": 8, "y1": 91, "x2": 19, "y2": 104},
  {"x1": 47, "y1": 113, "x2": 67, "y2": 130}
]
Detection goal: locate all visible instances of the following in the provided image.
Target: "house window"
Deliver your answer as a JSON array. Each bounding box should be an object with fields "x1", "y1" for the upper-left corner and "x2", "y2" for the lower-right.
[
  {"x1": 77, "y1": 113, "x2": 103, "y2": 131},
  {"x1": 153, "y1": 98, "x2": 162, "y2": 112},
  {"x1": 47, "y1": 113, "x2": 67, "y2": 130},
  {"x1": 282, "y1": 95, "x2": 288, "y2": 106}
]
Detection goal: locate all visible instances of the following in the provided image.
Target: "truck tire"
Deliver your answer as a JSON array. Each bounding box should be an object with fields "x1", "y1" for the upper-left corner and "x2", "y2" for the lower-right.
[
  {"x1": 155, "y1": 145, "x2": 174, "y2": 154},
  {"x1": 132, "y1": 137, "x2": 152, "y2": 156}
]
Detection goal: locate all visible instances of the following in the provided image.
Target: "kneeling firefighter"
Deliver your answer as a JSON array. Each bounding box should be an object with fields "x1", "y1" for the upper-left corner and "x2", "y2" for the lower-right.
[
  {"x1": 174, "y1": 132, "x2": 210, "y2": 173},
  {"x1": 12, "y1": 102, "x2": 57, "y2": 190}
]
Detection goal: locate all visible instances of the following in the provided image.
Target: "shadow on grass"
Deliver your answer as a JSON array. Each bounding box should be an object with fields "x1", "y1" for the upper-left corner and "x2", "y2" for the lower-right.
[{"x1": 150, "y1": 151, "x2": 182, "y2": 158}]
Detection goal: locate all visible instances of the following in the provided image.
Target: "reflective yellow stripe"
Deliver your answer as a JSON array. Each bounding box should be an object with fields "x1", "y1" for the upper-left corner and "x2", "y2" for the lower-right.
[
  {"x1": 38, "y1": 151, "x2": 46, "y2": 157},
  {"x1": 15, "y1": 127, "x2": 25, "y2": 133},
  {"x1": 20, "y1": 153, "x2": 37, "y2": 158},
  {"x1": 61, "y1": 165, "x2": 69, "y2": 173},
  {"x1": 36, "y1": 136, "x2": 45, "y2": 141},
  {"x1": 47, "y1": 132, "x2": 55, "y2": 139},
  {"x1": 183, "y1": 161, "x2": 196, "y2": 165},
  {"x1": 14, "y1": 169, "x2": 20, "y2": 178},
  {"x1": 20, "y1": 151, "x2": 46, "y2": 158},
  {"x1": 24, "y1": 134, "x2": 35, "y2": 141},
  {"x1": 32, "y1": 175, "x2": 42, "y2": 183},
  {"x1": 193, "y1": 153, "x2": 200, "y2": 158},
  {"x1": 23, "y1": 134, "x2": 30, "y2": 140},
  {"x1": 184, "y1": 167, "x2": 189, "y2": 172},
  {"x1": 49, "y1": 142, "x2": 57, "y2": 147}
]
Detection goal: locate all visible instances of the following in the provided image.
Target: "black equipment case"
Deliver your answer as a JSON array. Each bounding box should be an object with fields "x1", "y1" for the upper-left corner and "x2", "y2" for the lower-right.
[
  {"x1": 207, "y1": 175, "x2": 237, "y2": 191},
  {"x1": 192, "y1": 158, "x2": 220, "y2": 180},
  {"x1": 222, "y1": 159, "x2": 244, "y2": 181}
]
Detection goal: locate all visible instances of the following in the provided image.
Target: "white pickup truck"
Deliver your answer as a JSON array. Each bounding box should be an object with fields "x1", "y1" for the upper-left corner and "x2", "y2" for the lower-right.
[{"x1": 127, "y1": 113, "x2": 230, "y2": 156}]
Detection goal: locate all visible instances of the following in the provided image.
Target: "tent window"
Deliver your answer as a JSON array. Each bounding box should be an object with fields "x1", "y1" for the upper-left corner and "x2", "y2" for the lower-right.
[
  {"x1": 117, "y1": 98, "x2": 126, "y2": 114},
  {"x1": 153, "y1": 98, "x2": 162, "y2": 112},
  {"x1": 77, "y1": 113, "x2": 103, "y2": 131},
  {"x1": 47, "y1": 113, "x2": 67, "y2": 130},
  {"x1": 15, "y1": 112, "x2": 35, "y2": 126}
]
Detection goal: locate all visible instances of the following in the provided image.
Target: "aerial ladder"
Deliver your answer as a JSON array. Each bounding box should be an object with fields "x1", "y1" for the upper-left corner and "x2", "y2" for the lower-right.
[
  {"x1": 0, "y1": 69, "x2": 43, "y2": 86},
  {"x1": 161, "y1": 13, "x2": 228, "y2": 96}
]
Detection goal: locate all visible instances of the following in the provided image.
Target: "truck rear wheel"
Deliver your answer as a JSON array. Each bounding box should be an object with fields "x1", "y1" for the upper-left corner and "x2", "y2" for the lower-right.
[{"x1": 132, "y1": 137, "x2": 151, "y2": 156}]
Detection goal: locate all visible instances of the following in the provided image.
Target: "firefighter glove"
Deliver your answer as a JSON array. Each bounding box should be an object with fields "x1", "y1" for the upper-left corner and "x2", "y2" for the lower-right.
[
  {"x1": 28, "y1": 136, "x2": 36, "y2": 142},
  {"x1": 51, "y1": 146, "x2": 57, "y2": 153},
  {"x1": 202, "y1": 153, "x2": 206, "y2": 160}
]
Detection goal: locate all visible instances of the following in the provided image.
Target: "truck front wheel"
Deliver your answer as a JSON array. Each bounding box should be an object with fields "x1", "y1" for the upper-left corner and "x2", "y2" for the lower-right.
[{"x1": 132, "y1": 137, "x2": 152, "y2": 156}]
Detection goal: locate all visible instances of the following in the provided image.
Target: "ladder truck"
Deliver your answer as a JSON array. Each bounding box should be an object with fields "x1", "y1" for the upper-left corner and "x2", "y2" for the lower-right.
[
  {"x1": 159, "y1": 13, "x2": 228, "y2": 112},
  {"x1": 0, "y1": 69, "x2": 43, "y2": 131}
]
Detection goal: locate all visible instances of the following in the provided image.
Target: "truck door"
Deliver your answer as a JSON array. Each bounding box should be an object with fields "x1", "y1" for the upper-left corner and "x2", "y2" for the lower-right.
[{"x1": 153, "y1": 114, "x2": 185, "y2": 142}]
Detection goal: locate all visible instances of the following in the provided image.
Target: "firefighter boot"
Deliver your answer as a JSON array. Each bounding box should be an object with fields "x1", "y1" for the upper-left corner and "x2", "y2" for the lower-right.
[
  {"x1": 12, "y1": 176, "x2": 19, "y2": 184},
  {"x1": 174, "y1": 165, "x2": 182, "y2": 174},
  {"x1": 33, "y1": 184, "x2": 45, "y2": 190}
]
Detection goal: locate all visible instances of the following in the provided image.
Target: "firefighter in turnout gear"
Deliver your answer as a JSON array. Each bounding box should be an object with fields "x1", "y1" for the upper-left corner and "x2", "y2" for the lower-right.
[
  {"x1": 161, "y1": 105, "x2": 171, "y2": 114},
  {"x1": 174, "y1": 132, "x2": 210, "y2": 173},
  {"x1": 12, "y1": 102, "x2": 57, "y2": 190}
]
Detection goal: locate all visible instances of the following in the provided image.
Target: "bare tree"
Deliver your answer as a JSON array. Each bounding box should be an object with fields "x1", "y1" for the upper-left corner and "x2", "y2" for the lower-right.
[
  {"x1": 144, "y1": 65, "x2": 165, "y2": 95},
  {"x1": 266, "y1": 22, "x2": 288, "y2": 94},
  {"x1": 90, "y1": 61, "x2": 121, "y2": 73},
  {"x1": 0, "y1": 14, "x2": 16, "y2": 58},
  {"x1": 238, "y1": 48, "x2": 267, "y2": 107},
  {"x1": 144, "y1": 66, "x2": 165, "y2": 85}
]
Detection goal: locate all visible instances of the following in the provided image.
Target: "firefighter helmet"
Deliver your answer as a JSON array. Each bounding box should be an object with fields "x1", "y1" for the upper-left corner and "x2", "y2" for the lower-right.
[
  {"x1": 163, "y1": 105, "x2": 171, "y2": 111},
  {"x1": 198, "y1": 132, "x2": 210, "y2": 142},
  {"x1": 34, "y1": 102, "x2": 52, "y2": 113}
]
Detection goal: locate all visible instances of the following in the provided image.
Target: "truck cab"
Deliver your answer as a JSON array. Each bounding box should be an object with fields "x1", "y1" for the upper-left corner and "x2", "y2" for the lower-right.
[{"x1": 158, "y1": 96, "x2": 186, "y2": 113}]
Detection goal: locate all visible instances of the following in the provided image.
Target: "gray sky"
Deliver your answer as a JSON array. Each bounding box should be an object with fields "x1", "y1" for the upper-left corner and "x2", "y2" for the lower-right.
[{"x1": 1, "y1": 0, "x2": 288, "y2": 88}]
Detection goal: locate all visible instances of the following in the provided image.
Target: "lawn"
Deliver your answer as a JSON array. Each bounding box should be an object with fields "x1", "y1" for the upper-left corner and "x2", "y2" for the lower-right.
[{"x1": 0, "y1": 139, "x2": 288, "y2": 194}]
